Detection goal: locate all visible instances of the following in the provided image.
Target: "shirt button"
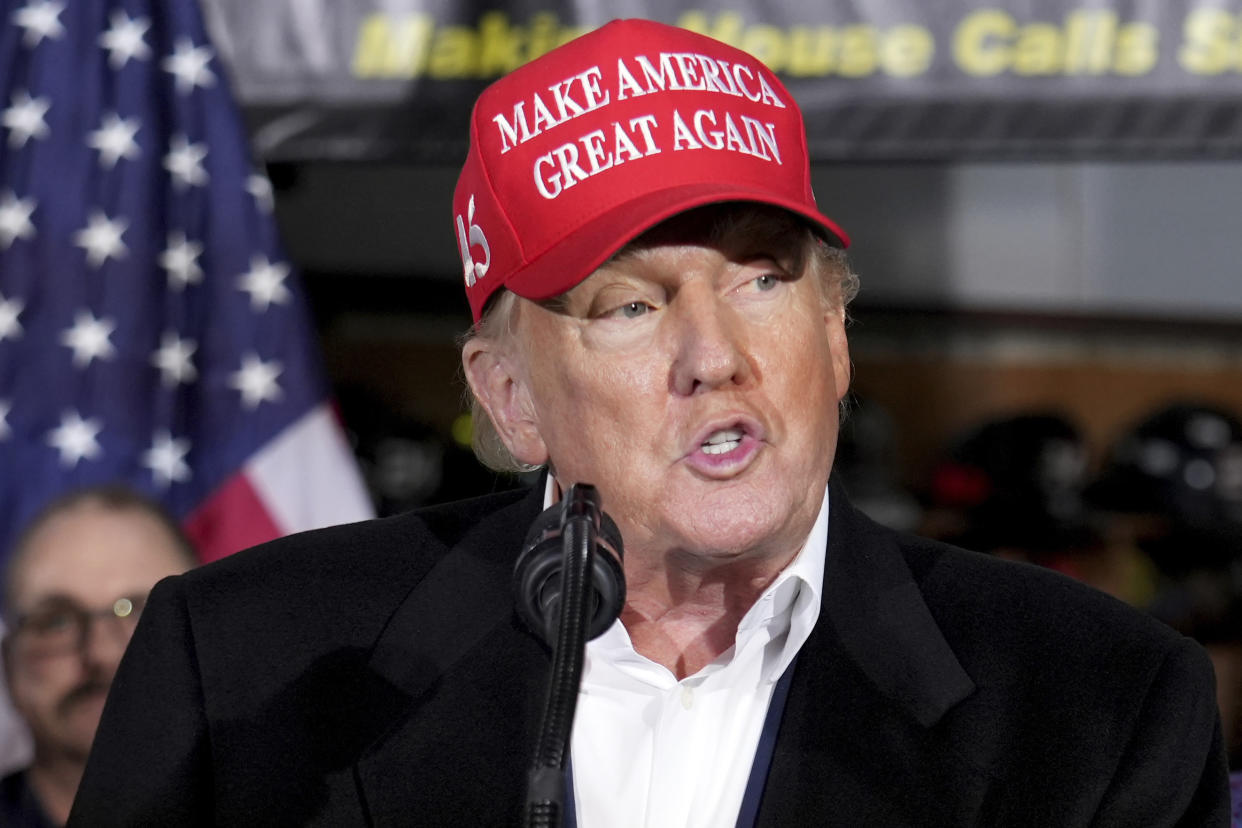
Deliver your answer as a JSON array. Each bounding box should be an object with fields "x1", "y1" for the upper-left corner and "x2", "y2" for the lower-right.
[{"x1": 681, "y1": 686, "x2": 694, "y2": 710}]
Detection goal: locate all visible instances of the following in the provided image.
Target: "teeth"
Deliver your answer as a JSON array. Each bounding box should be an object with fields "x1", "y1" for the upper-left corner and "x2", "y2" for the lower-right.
[{"x1": 702, "y1": 428, "x2": 744, "y2": 455}]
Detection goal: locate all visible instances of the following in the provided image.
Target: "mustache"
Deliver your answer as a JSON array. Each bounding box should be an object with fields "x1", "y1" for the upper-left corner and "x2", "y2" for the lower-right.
[{"x1": 56, "y1": 678, "x2": 112, "y2": 717}]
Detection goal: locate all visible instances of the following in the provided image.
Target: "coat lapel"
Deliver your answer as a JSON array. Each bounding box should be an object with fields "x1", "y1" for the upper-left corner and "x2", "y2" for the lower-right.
[
  {"x1": 351, "y1": 481, "x2": 995, "y2": 823},
  {"x1": 759, "y1": 482, "x2": 989, "y2": 826},
  {"x1": 354, "y1": 484, "x2": 552, "y2": 825}
]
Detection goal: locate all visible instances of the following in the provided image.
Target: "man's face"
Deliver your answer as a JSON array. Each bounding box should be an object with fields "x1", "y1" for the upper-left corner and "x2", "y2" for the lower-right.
[
  {"x1": 3, "y1": 503, "x2": 189, "y2": 762},
  {"x1": 497, "y1": 210, "x2": 850, "y2": 566}
]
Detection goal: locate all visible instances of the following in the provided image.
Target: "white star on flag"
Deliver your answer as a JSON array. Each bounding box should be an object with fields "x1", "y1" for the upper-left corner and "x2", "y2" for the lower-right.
[
  {"x1": 73, "y1": 210, "x2": 128, "y2": 268},
  {"x1": 158, "y1": 230, "x2": 204, "y2": 290},
  {"x1": 60, "y1": 310, "x2": 117, "y2": 368},
  {"x1": 98, "y1": 10, "x2": 151, "y2": 69},
  {"x1": 246, "y1": 173, "x2": 274, "y2": 214},
  {"x1": 237, "y1": 255, "x2": 291, "y2": 312},
  {"x1": 0, "y1": 0, "x2": 377, "y2": 564},
  {"x1": 164, "y1": 133, "x2": 208, "y2": 190},
  {"x1": 162, "y1": 37, "x2": 215, "y2": 95},
  {"x1": 142, "y1": 430, "x2": 192, "y2": 488},
  {"x1": 87, "y1": 112, "x2": 141, "y2": 168},
  {"x1": 47, "y1": 410, "x2": 103, "y2": 467},
  {"x1": 13, "y1": 0, "x2": 65, "y2": 48},
  {"x1": 2, "y1": 90, "x2": 50, "y2": 148},
  {"x1": 0, "y1": 292, "x2": 24, "y2": 342},
  {"x1": 0, "y1": 190, "x2": 36, "y2": 249},
  {"x1": 150, "y1": 331, "x2": 197, "y2": 386},
  {"x1": 229, "y1": 352, "x2": 283, "y2": 409}
]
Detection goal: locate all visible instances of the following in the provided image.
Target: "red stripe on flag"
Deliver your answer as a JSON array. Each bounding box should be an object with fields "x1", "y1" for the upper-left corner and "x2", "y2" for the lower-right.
[{"x1": 184, "y1": 472, "x2": 284, "y2": 564}]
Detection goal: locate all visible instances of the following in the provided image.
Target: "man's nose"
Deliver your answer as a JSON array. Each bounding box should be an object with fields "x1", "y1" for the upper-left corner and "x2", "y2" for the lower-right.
[
  {"x1": 669, "y1": 287, "x2": 752, "y2": 396},
  {"x1": 78, "y1": 615, "x2": 131, "y2": 672}
]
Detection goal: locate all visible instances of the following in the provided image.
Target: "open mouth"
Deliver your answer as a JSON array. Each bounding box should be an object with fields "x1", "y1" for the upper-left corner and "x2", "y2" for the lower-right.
[{"x1": 701, "y1": 427, "x2": 745, "y2": 455}]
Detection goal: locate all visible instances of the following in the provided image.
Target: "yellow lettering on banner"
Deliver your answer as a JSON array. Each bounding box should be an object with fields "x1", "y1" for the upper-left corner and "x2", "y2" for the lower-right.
[
  {"x1": 351, "y1": 12, "x2": 588, "y2": 80},
  {"x1": 476, "y1": 11, "x2": 524, "y2": 76},
  {"x1": 1064, "y1": 10, "x2": 1106, "y2": 74},
  {"x1": 676, "y1": 11, "x2": 934, "y2": 78},
  {"x1": 786, "y1": 27, "x2": 833, "y2": 76},
  {"x1": 882, "y1": 25, "x2": 935, "y2": 77},
  {"x1": 353, "y1": 15, "x2": 386, "y2": 76},
  {"x1": 1114, "y1": 24, "x2": 1157, "y2": 76},
  {"x1": 1013, "y1": 23, "x2": 1062, "y2": 75},
  {"x1": 428, "y1": 26, "x2": 476, "y2": 77},
  {"x1": 739, "y1": 25, "x2": 787, "y2": 70},
  {"x1": 840, "y1": 25, "x2": 881, "y2": 77},
  {"x1": 353, "y1": 14, "x2": 434, "y2": 77},
  {"x1": 1180, "y1": 9, "x2": 1241, "y2": 74},
  {"x1": 954, "y1": 9, "x2": 1015, "y2": 76},
  {"x1": 954, "y1": 8, "x2": 1158, "y2": 77},
  {"x1": 528, "y1": 12, "x2": 566, "y2": 59}
]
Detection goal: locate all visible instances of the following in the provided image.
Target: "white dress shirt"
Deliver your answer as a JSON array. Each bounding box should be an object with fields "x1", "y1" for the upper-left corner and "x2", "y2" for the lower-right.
[{"x1": 556, "y1": 483, "x2": 829, "y2": 828}]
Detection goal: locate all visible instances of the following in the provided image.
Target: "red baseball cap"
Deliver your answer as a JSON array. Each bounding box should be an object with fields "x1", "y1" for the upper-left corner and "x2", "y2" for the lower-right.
[{"x1": 453, "y1": 18, "x2": 850, "y2": 322}]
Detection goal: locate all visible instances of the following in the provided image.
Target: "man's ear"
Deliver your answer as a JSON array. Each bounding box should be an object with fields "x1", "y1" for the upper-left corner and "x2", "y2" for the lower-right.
[
  {"x1": 462, "y1": 338, "x2": 550, "y2": 467},
  {"x1": 825, "y1": 303, "x2": 851, "y2": 403}
]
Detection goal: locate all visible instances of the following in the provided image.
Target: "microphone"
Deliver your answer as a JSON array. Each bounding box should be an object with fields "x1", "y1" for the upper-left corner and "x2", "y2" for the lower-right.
[
  {"x1": 513, "y1": 483, "x2": 626, "y2": 645},
  {"x1": 516, "y1": 484, "x2": 624, "y2": 827}
]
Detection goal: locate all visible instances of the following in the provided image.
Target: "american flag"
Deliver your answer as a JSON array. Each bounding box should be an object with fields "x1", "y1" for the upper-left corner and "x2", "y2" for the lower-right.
[{"x1": 0, "y1": 0, "x2": 375, "y2": 567}]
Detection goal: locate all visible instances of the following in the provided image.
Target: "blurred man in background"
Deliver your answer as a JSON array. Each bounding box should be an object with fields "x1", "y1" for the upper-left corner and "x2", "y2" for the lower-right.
[{"x1": 1, "y1": 486, "x2": 195, "y2": 826}]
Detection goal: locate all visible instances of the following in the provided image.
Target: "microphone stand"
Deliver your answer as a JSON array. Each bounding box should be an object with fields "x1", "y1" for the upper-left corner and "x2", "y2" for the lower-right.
[{"x1": 523, "y1": 489, "x2": 599, "y2": 828}]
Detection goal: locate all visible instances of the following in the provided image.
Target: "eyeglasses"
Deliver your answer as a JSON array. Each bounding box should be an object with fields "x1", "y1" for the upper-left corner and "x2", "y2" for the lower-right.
[{"x1": 7, "y1": 595, "x2": 147, "y2": 658}]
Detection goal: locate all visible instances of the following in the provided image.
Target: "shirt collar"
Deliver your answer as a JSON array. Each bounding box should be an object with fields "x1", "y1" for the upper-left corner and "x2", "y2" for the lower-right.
[
  {"x1": 747, "y1": 485, "x2": 828, "y2": 682},
  {"x1": 543, "y1": 477, "x2": 829, "y2": 684}
]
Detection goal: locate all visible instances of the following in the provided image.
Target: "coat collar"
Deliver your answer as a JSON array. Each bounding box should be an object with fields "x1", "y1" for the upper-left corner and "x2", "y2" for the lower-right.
[
  {"x1": 757, "y1": 479, "x2": 986, "y2": 826},
  {"x1": 355, "y1": 483, "x2": 549, "y2": 824},
  {"x1": 364, "y1": 481, "x2": 545, "y2": 701},
  {"x1": 353, "y1": 478, "x2": 983, "y2": 823},
  {"x1": 820, "y1": 478, "x2": 976, "y2": 728}
]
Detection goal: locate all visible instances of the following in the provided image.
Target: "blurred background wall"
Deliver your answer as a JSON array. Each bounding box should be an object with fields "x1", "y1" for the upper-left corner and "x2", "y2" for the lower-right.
[{"x1": 276, "y1": 160, "x2": 1242, "y2": 491}]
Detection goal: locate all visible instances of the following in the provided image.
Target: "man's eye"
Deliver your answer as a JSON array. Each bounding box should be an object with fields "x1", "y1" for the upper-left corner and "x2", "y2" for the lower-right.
[
  {"x1": 621, "y1": 301, "x2": 650, "y2": 318},
  {"x1": 753, "y1": 274, "x2": 780, "y2": 292},
  {"x1": 28, "y1": 610, "x2": 76, "y2": 635},
  {"x1": 603, "y1": 301, "x2": 651, "y2": 319}
]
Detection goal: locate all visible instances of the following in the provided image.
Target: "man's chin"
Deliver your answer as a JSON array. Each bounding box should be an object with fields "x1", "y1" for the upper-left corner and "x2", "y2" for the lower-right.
[
  {"x1": 56, "y1": 693, "x2": 110, "y2": 752},
  {"x1": 675, "y1": 490, "x2": 813, "y2": 552}
]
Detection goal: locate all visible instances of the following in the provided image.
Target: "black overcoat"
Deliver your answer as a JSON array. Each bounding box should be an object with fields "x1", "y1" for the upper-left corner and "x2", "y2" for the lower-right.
[{"x1": 69, "y1": 480, "x2": 1228, "y2": 826}]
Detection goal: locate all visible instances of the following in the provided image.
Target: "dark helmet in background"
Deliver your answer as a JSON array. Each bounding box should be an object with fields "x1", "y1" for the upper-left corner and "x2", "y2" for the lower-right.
[
  {"x1": 1090, "y1": 402, "x2": 1242, "y2": 642},
  {"x1": 927, "y1": 412, "x2": 1094, "y2": 556},
  {"x1": 1091, "y1": 402, "x2": 1242, "y2": 573}
]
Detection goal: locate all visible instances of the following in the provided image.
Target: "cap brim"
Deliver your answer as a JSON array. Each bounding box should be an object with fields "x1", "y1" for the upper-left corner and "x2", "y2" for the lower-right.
[{"x1": 503, "y1": 182, "x2": 850, "y2": 303}]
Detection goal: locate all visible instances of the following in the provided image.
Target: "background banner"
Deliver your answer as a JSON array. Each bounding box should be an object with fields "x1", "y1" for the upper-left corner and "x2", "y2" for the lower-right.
[{"x1": 201, "y1": 0, "x2": 1242, "y2": 162}]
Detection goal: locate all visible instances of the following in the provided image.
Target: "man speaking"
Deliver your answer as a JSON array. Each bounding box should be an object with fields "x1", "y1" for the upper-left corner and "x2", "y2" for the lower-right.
[{"x1": 72, "y1": 19, "x2": 1227, "y2": 826}]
